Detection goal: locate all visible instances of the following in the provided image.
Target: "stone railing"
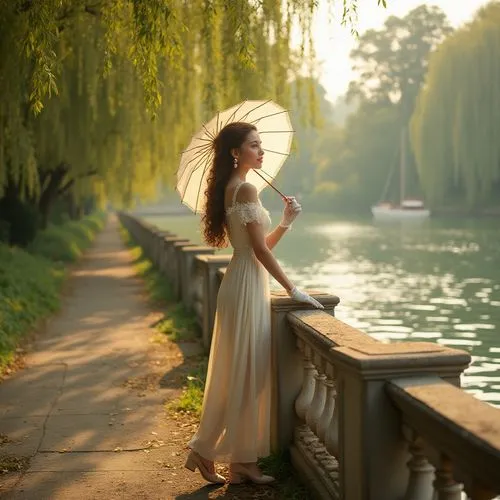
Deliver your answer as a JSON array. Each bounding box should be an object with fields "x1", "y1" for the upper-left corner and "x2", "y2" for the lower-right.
[{"x1": 118, "y1": 212, "x2": 500, "y2": 500}]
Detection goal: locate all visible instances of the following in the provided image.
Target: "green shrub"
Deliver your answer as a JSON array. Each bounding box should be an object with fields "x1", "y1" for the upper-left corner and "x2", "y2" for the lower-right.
[
  {"x1": 29, "y1": 213, "x2": 106, "y2": 262},
  {"x1": 0, "y1": 245, "x2": 64, "y2": 370},
  {"x1": 0, "y1": 212, "x2": 106, "y2": 373}
]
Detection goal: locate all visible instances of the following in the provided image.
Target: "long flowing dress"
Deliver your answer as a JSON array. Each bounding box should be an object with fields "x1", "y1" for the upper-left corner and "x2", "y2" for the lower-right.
[{"x1": 188, "y1": 180, "x2": 272, "y2": 463}]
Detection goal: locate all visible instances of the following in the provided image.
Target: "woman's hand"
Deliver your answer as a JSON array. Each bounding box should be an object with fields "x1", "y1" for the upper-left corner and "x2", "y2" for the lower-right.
[
  {"x1": 287, "y1": 287, "x2": 324, "y2": 309},
  {"x1": 280, "y1": 196, "x2": 302, "y2": 228}
]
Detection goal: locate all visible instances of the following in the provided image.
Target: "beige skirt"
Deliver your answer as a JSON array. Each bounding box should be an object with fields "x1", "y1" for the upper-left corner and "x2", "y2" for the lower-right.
[{"x1": 188, "y1": 249, "x2": 271, "y2": 463}]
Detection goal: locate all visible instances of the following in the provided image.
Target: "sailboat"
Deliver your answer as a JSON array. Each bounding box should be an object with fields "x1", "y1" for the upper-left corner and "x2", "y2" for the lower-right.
[{"x1": 371, "y1": 127, "x2": 430, "y2": 220}]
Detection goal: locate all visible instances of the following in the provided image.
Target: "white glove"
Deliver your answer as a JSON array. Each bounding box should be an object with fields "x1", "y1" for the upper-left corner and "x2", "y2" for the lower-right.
[
  {"x1": 280, "y1": 196, "x2": 302, "y2": 228},
  {"x1": 288, "y1": 287, "x2": 324, "y2": 309}
]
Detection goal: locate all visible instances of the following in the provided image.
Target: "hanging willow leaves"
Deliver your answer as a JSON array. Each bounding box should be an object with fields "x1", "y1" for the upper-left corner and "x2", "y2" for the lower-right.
[
  {"x1": 411, "y1": 2, "x2": 500, "y2": 208},
  {"x1": 0, "y1": 0, "x2": 385, "y2": 225}
]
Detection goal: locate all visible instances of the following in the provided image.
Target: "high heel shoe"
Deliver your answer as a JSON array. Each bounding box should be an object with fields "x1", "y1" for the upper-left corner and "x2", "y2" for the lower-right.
[
  {"x1": 228, "y1": 463, "x2": 275, "y2": 485},
  {"x1": 184, "y1": 450, "x2": 226, "y2": 484}
]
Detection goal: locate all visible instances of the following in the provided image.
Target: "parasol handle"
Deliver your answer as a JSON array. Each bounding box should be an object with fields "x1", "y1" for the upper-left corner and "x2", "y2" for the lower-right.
[{"x1": 253, "y1": 170, "x2": 287, "y2": 200}]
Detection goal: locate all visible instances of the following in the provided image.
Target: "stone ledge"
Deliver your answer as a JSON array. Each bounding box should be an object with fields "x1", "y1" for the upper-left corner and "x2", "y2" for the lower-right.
[
  {"x1": 194, "y1": 254, "x2": 232, "y2": 264},
  {"x1": 178, "y1": 245, "x2": 214, "y2": 253},
  {"x1": 331, "y1": 344, "x2": 470, "y2": 375},
  {"x1": 286, "y1": 310, "x2": 470, "y2": 376},
  {"x1": 172, "y1": 241, "x2": 197, "y2": 248},
  {"x1": 288, "y1": 312, "x2": 374, "y2": 349},
  {"x1": 162, "y1": 236, "x2": 190, "y2": 243}
]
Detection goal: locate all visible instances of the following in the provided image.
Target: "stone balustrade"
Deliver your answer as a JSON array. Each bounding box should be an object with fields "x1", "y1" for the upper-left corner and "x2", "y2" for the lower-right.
[
  {"x1": 387, "y1": 378, "x2": 500, "y2": 500},
  {"x1": 118, "y1": 212, "x2": 500, "y2": 500}
]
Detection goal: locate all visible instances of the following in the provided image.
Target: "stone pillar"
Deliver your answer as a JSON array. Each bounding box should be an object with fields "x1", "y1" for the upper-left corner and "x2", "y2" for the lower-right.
[
  {"x1": 172, "y1": 242, "x2": 202, "y2": 301},
  {"x1": 194, "y1": 254, "x2": 232, "y2": 350},
  {"x1": 179, "y1": 246, "x2": 215, "y2": 309},
  {"x1": 159, "y1": 236, "x2": 190, "y2": 279},
  {"x1": 270, "y1": 291, "x2": 339, "y2": 452},
  {"x1": 152, "y1": 230, "x2": 171, "y2": 268}
]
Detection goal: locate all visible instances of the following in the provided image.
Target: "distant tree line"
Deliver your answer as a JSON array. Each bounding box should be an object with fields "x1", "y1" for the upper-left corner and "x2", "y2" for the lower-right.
[
  {"x1": 411, "y1": 2, "x2": 500, "y2": 210},
  {"x1": 273, "y1": 2, "x2": 500, "y2": 215}
]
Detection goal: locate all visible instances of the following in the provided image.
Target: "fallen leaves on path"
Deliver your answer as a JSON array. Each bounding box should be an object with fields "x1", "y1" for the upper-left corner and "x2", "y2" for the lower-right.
[{"x1": 0, "y1": 455, "x2": 30, "y2": 474}]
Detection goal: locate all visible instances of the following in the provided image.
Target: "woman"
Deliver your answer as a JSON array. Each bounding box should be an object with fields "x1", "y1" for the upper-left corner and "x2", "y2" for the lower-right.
[{"x1": 185, "y1": 121, "x2": 323, "y2": 485}]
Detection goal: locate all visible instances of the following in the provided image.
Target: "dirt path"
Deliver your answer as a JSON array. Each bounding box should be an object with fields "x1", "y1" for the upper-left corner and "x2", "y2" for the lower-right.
[{"x1": 0, "y1": 218, "x2": 282, "y2": 499}]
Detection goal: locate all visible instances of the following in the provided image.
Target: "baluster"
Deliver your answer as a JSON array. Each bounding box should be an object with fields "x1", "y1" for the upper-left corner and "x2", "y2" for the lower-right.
[
  {"x1": 433, "y1": 455, "x2": 463, "y2": 500},
  {"x1": 304, "y1": 364, "x2": 329, "y2": 467},
  {"x1": 295, "y1": 343, "x2": 316, "y2": 422},
  {"x1": 325, "y1": 378, "x2": 339, "y2": 456},
  {"x1": 316, "y1": 374, "x2": 335, "y2": 443},
  {"x1": 305, "y1": 371, "x2": 327, "y2": 434},
  {"x1": 404, "y1": 436, "x2": 434, "y2": 500}
]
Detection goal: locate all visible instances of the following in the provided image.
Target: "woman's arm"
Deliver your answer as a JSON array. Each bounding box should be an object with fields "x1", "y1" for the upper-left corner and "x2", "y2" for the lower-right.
[
  {"x1": 235, "y1": 183, "x2": 294, "y2": 291},
  {"x1": 248, "y1": 222, "x2": 294, "y2": 292},
  {"x1": 266, "y1": 224, "x2": 289, "y2": 251}
]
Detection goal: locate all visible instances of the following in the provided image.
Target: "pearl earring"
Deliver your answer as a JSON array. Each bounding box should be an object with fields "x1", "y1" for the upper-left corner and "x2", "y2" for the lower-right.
[{"x1": 233, "y1": 157, "x2": 238, "y2": 169}]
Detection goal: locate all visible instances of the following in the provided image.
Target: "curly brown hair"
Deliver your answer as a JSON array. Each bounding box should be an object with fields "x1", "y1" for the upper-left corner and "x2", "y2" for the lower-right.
[{"x1": 201, "y1": 122, "x2": 257, "y2": 248}]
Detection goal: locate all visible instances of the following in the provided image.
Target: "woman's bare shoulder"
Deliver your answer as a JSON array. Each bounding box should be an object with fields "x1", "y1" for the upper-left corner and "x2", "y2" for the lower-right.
[{"x1": 236, "y1": 182, "x2": 258, "y2": 202}]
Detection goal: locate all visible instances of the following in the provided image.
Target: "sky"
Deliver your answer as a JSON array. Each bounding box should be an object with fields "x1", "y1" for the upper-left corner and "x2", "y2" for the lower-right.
[{"x1": 311, "y1": 0, "x2": 491, "y2": 102}]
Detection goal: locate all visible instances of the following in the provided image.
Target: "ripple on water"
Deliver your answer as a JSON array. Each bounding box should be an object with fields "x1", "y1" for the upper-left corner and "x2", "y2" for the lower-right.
[
  {"x1": 454, "y1": 323, "x2": 496, "y2": 331},
  {"x1": 405, "y1": 304, "x2": 437, "y2": 311},
  {"x1": 430, "y1": 297, "x2": 468, "y2": 306},
  {"x1": 464, "y1": 390, "x2": 500, "y2": 407},
  {"x1": 464, "y1": 364, "x2": 497, "y2": 374},
  {"x1": 368, "y1": 325, "x2": 413, "y2": 334},
  {"x1": 437, "y1": 338, "x2": 482, "y2": 347},
  {"x1": 425, "y1": 316, "x2": 449, "y2": 323},
  {"x1": 376, "y1": 319, "x2": 404, "y2": 325},
  {"x1": 463, "y1": 278, "x2": 492, "y2": 284},
  {"x1": 410, "y1": 331, "x2": 442, "y2": 339}
]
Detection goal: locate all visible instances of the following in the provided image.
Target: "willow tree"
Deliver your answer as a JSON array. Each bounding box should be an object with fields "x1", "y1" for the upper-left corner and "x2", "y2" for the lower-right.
[
  {"x1": 411, "y1": 2, "x2": 500, "y2": 208},
  {"x1": 0, "y1": 0, "x2": 387, "y2": 231}
]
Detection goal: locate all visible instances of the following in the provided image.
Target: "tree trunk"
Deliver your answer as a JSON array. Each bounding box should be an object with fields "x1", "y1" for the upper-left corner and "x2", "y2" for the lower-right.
[{"x1": 38, "y1": 163, "x2": 70, "y2": 229}]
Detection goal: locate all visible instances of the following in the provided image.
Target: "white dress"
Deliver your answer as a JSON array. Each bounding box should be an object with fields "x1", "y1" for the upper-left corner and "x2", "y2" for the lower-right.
[{"x1": 188, "y1": 181, "x2": 272, "y2": 463}]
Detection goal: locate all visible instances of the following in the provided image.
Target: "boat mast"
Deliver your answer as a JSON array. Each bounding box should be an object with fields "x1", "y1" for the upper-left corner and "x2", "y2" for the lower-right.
[{"x1": 400, "y1": 126, "x2": 406, "y2": 206}]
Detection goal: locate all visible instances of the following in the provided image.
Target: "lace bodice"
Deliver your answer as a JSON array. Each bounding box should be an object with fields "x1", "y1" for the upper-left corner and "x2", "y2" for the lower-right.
[{"x1": 225, "y1": 182, "x2": 271, "y2": 250}]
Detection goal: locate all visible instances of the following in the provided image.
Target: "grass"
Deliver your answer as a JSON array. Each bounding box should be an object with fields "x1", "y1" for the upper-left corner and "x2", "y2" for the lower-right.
[
  {"x1": 120, "y1": 222, "x2": 311, "y2": 498},
  {"x1": 155, "y1": 304, "x2": 199, "y2": 342},
  {"x1": 168, "y1": 358, "x2": 208, "y2": 417},
  {"x1": 259, "y1": 452, "x2": 312, "y2": 499},
  {"x1": 0, "y1": 212, "x2": 107, "y2": 375}
]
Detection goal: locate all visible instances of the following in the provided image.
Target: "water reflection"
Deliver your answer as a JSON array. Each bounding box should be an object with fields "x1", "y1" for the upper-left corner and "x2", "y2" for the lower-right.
[{"x1": 142, "y1": 211, "x2": 500, "y2": 406}]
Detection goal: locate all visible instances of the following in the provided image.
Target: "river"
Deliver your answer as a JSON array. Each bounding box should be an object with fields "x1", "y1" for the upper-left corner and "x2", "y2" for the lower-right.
[{"x1": 139, "y1": 210, "x2": 500, "y2": 407}]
